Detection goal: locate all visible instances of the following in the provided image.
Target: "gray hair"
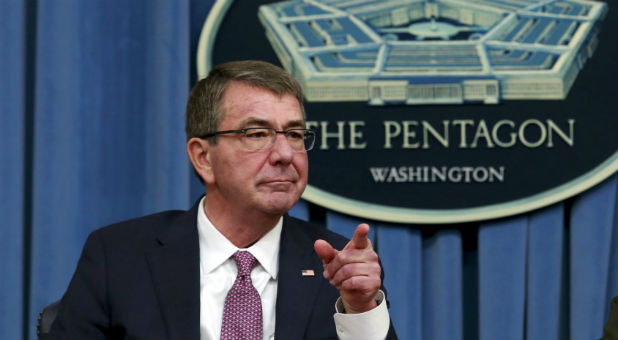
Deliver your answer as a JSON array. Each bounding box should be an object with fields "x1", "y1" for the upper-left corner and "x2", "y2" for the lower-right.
[{"x1": 185, "y1": 60, "x2": 306, "y2": 143}]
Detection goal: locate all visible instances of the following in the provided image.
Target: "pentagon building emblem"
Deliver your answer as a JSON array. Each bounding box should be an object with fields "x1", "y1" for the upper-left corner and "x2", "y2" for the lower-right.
[
  {"x1": 258, "y1": 0, "x2": 606, "y2": 105},
  {"x1": 199, "y1": 0, "x2": 617, "y2": 223}
]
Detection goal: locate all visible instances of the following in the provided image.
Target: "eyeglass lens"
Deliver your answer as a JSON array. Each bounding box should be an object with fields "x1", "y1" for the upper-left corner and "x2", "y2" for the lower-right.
[{"x1": 243, "y1": 128, "x2": 315, "y2": 151}]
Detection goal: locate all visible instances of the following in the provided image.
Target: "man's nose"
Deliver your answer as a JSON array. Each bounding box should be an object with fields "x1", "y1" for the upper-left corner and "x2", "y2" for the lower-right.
[{"x1": 269, "y1": 134, "x2": 294, "y2": 164}]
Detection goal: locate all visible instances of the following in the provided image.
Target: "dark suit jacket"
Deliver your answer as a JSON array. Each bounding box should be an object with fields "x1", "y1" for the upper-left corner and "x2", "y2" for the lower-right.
[{"x1": 46, "y1": 200, "x2": 396, "y2": 339}]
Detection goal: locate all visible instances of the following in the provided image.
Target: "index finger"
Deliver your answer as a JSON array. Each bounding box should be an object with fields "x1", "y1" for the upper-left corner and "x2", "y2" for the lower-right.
[{"x1": 348, "y1": 223, "x2": 370, "y2": 250}]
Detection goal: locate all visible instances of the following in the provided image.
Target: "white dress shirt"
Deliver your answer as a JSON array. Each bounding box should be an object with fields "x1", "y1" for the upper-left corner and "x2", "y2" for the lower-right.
[{"x1": 197, "y1": 198, "x2": 390, "y2": 340}]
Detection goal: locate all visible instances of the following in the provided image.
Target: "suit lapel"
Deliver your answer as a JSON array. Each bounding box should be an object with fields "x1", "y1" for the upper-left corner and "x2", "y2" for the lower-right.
[
  {"x1": 275, "y1": 216, "x2": 327, "y2": 339},
  {"x1": 146, "y1": 202, "x2": 201, "y2": 339}
]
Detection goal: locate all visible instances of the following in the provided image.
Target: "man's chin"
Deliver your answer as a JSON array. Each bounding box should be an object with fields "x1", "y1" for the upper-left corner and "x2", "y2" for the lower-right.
[{"x1": 258, "y1": 192, "x2": 300, "y2": 216}]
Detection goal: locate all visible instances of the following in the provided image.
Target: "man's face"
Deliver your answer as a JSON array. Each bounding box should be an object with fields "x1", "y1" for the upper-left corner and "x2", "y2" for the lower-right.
[{"x1": 206, "y1": 81, "x2": 308, "y2": 217}]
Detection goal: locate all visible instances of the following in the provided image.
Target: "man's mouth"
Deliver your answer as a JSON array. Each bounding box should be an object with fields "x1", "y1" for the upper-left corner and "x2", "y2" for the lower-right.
[
  {"x1": 259, "y1": 178, "x2": 297, "y2": 191},
  {"x1": 263, "y1": 178, "x2": 294, "y2": 184}
]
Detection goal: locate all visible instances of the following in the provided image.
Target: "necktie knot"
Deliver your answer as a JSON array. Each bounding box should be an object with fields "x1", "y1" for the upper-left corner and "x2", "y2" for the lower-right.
[{"x1": 233, "y1": 251, "x2": 258, "y2": 277}]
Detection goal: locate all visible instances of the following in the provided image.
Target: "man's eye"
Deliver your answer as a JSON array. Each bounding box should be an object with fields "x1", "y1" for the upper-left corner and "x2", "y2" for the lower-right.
[
  {"x1": 246, "y1": 130, "x2": 269, "y2": 138},
  {"x1": 287, "y1": 131, "x2": 304, "y2": 139}
]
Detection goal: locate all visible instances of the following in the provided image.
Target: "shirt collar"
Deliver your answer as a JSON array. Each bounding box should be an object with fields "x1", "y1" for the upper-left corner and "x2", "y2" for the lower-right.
[{"x1": 197, "y1": 196, "x2": 281, "y2": 279}]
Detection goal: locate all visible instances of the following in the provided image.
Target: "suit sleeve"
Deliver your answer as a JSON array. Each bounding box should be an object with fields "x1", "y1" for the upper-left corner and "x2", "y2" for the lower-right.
[{"x1": 44, "y1": 231, "x2": 111, "y2": 339}]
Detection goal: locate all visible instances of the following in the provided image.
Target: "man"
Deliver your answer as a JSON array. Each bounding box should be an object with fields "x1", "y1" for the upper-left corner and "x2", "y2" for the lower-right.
[{"x1": 46, "y1": 60, "x2": 396, "y2": 339}]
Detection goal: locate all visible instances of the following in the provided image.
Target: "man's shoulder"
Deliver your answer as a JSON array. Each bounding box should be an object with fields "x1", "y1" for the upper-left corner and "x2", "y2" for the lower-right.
[
  {"x1": 98, "y1": 209, "x2": 187, "y2": 232},
  {"x1": 89, "y1": 208, "x2": 194, "y2": 247}
]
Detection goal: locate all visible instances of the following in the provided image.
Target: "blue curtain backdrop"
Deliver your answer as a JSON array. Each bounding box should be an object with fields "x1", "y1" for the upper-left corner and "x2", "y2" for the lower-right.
[{"x1": 1, "y1": 1, "x2": 616, "y2": 339}]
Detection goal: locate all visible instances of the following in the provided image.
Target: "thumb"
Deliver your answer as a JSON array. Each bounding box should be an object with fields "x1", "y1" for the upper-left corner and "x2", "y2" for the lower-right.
[{"x1": 314, "y1": 239, "x2": 337, "y2": 264}]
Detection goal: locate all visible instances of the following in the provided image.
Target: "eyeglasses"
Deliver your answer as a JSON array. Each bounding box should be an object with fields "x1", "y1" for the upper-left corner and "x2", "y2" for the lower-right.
[{"x1": 201, "y1": 128, "x2": 316, "y2": 152}]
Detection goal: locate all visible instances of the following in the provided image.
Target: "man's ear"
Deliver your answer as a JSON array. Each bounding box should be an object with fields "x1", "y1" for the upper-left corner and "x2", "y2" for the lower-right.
[{"x1": 187, "y1": 137, "x2": 215, "y2": 184}]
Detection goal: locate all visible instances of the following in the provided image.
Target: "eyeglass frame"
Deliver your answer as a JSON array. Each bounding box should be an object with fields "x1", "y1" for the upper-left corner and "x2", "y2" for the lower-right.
[{"x1": 200, "y1": 127, "x2": 316, "y2": 152}]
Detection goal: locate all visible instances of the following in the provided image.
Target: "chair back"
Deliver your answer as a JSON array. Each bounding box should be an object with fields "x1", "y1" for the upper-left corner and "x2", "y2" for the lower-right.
[{"x1": 37, "y1": 301, "x2": 60, "y2": 339}]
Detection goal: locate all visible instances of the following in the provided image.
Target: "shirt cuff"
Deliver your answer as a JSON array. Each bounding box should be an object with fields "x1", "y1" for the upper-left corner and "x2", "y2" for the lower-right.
[{"x1": 333, "y1": 290, "x2": 390, "y2": 340}]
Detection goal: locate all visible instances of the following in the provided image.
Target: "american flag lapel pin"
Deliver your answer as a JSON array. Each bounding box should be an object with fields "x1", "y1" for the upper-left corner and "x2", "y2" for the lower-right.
[{"x1": 301, "y1": 269, "x2": 315, "y2": 276}]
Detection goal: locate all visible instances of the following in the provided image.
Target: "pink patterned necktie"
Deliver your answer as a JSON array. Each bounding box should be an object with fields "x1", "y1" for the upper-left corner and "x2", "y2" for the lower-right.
[{"x1": 220, "y1": 251, "x2": 263, "y2": 340}]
